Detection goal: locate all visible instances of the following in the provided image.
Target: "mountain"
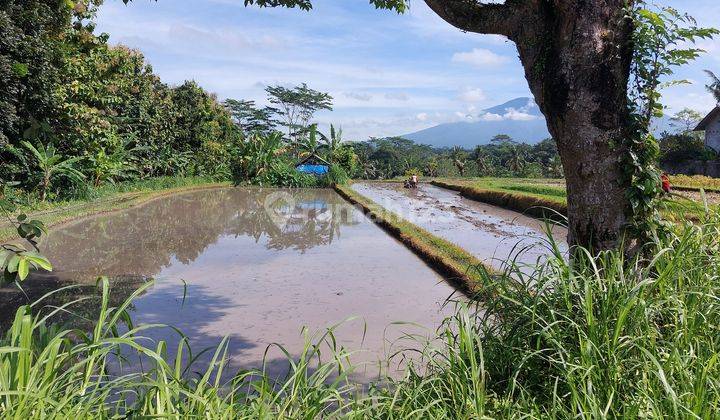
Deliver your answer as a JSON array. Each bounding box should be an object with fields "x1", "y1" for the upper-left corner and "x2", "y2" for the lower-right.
[
  {"x1": 403, "y1": 97, "x2": 551, "y2": 148},
  {"x1": 402, "y1": 97, "x2": 674, "y2": 148}
]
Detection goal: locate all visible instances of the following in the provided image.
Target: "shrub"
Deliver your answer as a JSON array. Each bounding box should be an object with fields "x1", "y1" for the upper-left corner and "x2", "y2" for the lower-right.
[
  {"x1": 321, "y1": 164, "x2": 349, "y2": 187},
  {"x1": 254, "y1": 161, "x2": 318, "y2": 188}
]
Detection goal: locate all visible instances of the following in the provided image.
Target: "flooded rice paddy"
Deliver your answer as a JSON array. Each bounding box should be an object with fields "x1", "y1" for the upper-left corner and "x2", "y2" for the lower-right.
[
  {"x1": 352, "y1": 182, "x2": 568, "y2": 270},
  {"x1": 2, "y1": 183, "x2": 567, "y2": 381},
  {"x1": 13, "y1": 188, "x2": 459, "y2": 380}
]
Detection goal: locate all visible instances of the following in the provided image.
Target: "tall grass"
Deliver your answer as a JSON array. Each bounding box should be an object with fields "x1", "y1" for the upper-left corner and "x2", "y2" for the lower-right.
[{"x1": 3, "y1": 214, "x2": 720, "y2": 417}]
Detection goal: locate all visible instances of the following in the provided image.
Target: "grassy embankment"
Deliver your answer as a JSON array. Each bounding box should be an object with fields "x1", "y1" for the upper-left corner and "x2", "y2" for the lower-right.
[
  {"x1": 432, "y1": 176, "x2": 717, "y2": 222},
  {"x1": 432, "y1": 178, "x2": 568, "y2": 221},
  {"x1": 334, "y1": 184, "x2": 496, "y2": 294},
  {"x1": 0, "y1": 177, "x2": 229, "y2": 241}
]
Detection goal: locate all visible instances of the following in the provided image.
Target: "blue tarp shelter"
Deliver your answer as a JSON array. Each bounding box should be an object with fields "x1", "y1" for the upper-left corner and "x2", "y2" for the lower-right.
[{"x1": 295, "y1": 154, "x2": 330, "y2": 176}]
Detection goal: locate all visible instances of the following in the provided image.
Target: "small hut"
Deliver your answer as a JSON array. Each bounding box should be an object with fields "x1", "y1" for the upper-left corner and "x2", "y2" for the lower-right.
[
  {"x1": 696, "y1": 106, "x2": 720, "y2": 152},
  {"x1": 295, "y1": 154, "x2": 330, "y2": 176}
]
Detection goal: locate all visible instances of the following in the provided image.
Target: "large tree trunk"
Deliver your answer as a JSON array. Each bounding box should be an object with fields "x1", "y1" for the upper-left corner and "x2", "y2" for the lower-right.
[{"x1": 425, "y1": 0, "x2": 636, "y2": 251}]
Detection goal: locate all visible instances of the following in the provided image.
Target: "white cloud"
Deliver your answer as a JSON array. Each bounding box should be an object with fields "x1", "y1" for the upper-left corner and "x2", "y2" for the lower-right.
[
  {"x1": 452, "y1": 48, "x2": 509, "y2": 67},
  {"x1": 477, "y1": 99, "x2": 540, "y2": 122},
  {"x1": 458, "y1": 87, "x2": 487, "y2": 103},
  {"x1": 455, "y1": 111, "x2": 469, "y2": 119},
  {"x1": 479, "y1": 113, "x2": 504, "y2": 121},
  {"x1": 503, "y1": 108, "x2": 537, "y2": 121},
  {"x1": 344, "y1": 92, "x2": 373, "y2": 101},
  {"x1": 416, "y1": 113, "x2": 429, "y2": 121},
  {"x1": 385, "y1": 92, "x2": 410, "y2": 101}
]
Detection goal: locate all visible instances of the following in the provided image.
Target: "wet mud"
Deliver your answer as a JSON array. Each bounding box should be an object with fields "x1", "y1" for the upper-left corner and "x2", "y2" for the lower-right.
[{"x1": 352, "y1": 182, "x2": 568, "y2": 270}]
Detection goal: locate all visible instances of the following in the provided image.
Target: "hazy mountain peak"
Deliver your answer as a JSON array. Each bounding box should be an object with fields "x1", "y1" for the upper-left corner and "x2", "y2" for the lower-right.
[
  {"x1": 403, "y1": 97, "x2": 550, "y2": 148},
  {"x1": 482, "y1": 97, "x2": 541, "y2": 117}
]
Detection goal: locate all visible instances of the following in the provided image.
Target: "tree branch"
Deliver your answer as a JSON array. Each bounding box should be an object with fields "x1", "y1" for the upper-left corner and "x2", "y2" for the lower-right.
[{"x1": 423, "y1": 0, "x2": 527, "y2": 38}]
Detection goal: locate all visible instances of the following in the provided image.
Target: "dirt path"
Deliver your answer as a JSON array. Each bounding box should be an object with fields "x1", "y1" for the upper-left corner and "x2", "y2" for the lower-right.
[{"x1": 352, "y1": 182, "x2": 568, "y2": 271}]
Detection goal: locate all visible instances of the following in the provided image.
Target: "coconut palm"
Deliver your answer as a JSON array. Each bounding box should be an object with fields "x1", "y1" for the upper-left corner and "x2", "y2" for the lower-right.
[
  {"x1": 473, "y1": 146, "x2": 493, "y2": 176},
  {"x1": 21, "y1": 141, "x2": 85, "y2": 201},
  {"x1": 449, "y1": 146, "x2": 468, "y2": 177},
  {"x1": 706, "y1": 70, "x2": 720, "y2": 104},
  {"x1": 507, "y1": 146, "x2": 527, "y2": 174},
  {"x1": 424, "y1": 158, "x2": 439, "y2": 177},
  {"x1": 548, "y1": 155, "x2": 564, "y2": 178}
]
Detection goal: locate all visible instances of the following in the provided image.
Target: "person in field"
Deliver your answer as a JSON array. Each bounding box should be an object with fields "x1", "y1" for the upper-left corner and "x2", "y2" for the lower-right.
[
  {"x1": 404, "y1": 174, "x2": 418, "y2": 189},
  {"x1": 661, "y1": 173, "x2": 671, "y2": 195}
]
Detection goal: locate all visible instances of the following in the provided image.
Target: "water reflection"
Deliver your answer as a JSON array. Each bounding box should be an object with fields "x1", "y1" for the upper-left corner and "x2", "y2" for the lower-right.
[
  {"x1": 1, "y1": 187, "x2": 456, "y2": 382},
  {"x1": 39, "y1": 188, "x2": 359, "y2": 281},
  {"x1": 229, "y1": 190, "x2": 351, "y2": 253}
]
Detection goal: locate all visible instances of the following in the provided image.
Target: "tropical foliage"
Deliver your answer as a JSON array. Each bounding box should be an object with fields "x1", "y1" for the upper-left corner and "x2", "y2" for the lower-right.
[
  {"x1": 1, "y1": 1, "x2": 355, "y2": 199},
  {"x1": 1, "y1": 1, "x2": 240, "y2": 198},
  {"x1": 707, "y1": 70, "x2": 720, "y2": 104},
  {"x1": 350, "y1": 136, "x2": 563, "y2": 180}
]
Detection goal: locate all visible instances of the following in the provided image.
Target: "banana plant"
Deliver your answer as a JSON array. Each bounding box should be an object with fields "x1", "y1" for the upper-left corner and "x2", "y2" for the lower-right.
[
  {"x1": 236, "y1": 132, "x2": 286, "y2": 181},
  {"x1": 319, "y1": 124, "x2": 343, "y2": 162},
  {"x1": 297, "y1": 124, "x2": 323, "y2": 159},
  {"x1": 21, "y1": 141, "x2": 85, "y2": 201}
]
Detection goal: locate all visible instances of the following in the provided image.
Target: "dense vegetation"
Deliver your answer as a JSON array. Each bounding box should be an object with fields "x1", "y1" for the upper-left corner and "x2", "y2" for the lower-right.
[
  {"x1": 350, "y1": 136, "x2": 563, "y2": 180},
  {"x1": 1, "y1": 1, "x2": 238, "y2": 197},
  {"x1": 2, "y1": 1, "x2": 720, "y2": 417},
  {"x1": 0, "y1": 0, "x2": 356, "y2": 202}
]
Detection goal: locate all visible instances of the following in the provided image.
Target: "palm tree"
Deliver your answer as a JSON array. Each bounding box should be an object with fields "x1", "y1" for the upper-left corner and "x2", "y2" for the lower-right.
[
  {"x1": 548, "y1": 155, "x2": 564, "y2": 178},
  {"x1": 424, "y1": 158, "x2": 439, "y2": 177},
  {"x1": 472, "y1": 146, "x2": 493, "y2": 176},
  {"x1": 706, "y1": 70, "x2": 720, "y2": 104},
  {"x1": 449, "y1": 146, "x2": 468, "y2": 177},
  {"x1": 22, "y1": 141, "x2": 85, "y2": 201},
  {"x1": 507, "y1": 146, "x2": 527, "y2": 174}
]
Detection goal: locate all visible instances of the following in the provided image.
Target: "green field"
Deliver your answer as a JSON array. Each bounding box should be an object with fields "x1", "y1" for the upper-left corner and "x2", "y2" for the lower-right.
[{"x1": 431, "y1": 176, "x2": 718, "y2": 222}]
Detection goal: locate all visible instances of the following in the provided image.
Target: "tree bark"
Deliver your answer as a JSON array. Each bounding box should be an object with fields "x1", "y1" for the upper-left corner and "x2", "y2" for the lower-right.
[{"x1": 425, "y1": 0, "x2": 636, "y2": 251}]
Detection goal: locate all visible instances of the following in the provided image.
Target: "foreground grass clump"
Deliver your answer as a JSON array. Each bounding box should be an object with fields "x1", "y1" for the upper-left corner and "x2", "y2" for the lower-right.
[{"x1": 2, "y1": 215, "x2": 720, "y2": 417}]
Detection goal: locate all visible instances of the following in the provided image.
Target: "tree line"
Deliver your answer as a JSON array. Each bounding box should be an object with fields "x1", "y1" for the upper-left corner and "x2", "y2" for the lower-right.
[
  {"x1": 350, "y1": 136, "x2": 563, "y2": 180},
  {"x1": 0, "y1": 0, "x2": 356, "y2": 200},
  {"x1": 1, "y1": 1, "x2": 240, "y2": 200}
]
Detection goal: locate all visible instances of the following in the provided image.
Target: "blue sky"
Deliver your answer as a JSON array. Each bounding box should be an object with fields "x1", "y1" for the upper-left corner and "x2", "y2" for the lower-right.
[{"x1": 96, "y1": 0, "x2": 720, "y2": 140}]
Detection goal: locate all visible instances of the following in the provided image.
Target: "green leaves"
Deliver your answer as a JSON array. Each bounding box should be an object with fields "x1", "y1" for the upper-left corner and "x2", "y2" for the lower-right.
[
  {"x1": 0, "y1": 185, "x2": 51, "y2": 283},
  {"x1": 624, "y1": 2, "x2": 718, "y2": 241},
  {"x1": 1, "y1": 245, "x2": 52, "y2": 283},
  {"x1": 21, "y1": 141, "x2": 86, "y2": 201}
]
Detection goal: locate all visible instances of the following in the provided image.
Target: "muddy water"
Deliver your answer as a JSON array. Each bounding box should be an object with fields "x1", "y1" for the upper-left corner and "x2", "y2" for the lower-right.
[
  {"x1": 352, "y1": 183, "x2": 568, "y2": 270},
  {"x1": 23, "y1": 188, "x2": 458, "y2": 380}
]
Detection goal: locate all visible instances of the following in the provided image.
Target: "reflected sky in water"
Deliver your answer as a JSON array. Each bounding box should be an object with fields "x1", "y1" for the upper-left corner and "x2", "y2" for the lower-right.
[{"x1": 20, "y1": 188, "x2": 457, "y2": 380}]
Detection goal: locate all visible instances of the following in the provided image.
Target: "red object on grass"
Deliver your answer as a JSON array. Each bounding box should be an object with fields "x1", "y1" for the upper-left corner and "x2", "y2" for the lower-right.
[{"x1": 661, "y1": 174, "x2": 671, "y2": 193}]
